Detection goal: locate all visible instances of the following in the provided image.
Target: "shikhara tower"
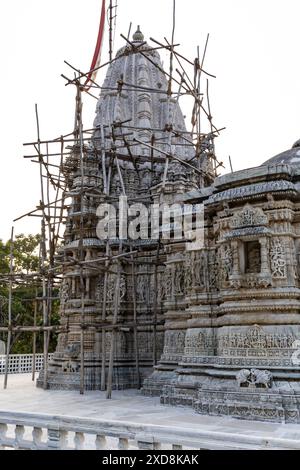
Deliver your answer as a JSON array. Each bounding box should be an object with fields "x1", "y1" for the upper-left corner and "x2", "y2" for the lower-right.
[{"x1": 38, "y1": 28, "x2": 203, "y2": 390}]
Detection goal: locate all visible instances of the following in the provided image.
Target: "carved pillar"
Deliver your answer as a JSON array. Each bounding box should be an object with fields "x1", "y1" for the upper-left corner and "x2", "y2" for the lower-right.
[
  {"x1": 231, "y1": 241, "x2": 240, "y2": 276},
  {"x1": 259, "y1": 237, "x2": 270, "y2": 276}
]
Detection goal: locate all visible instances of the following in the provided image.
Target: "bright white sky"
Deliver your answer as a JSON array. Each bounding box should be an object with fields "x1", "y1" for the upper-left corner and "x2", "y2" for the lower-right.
[{"x1": 0, "y1": 0, "x2": 300, "y2": 240}]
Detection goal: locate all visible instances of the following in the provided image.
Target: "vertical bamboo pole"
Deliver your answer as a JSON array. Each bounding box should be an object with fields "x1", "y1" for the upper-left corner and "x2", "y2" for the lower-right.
[
  {"x1": 41, "y1": 219, "x2": 48, "y2": 390},
  {"x1": 100, "y1": 242, "x2": 109, "y2": 391},
  {"x1": 100, "y1": 123, "x2": 109, "y2": 391},
  {"x1": 109, "y1": 0, "x2": 113, "y2": 62},
  {"x1": 32, "y1": 290, "x2": 38, "y2": 382},
  {"x1": 3, "y1": 226, "x2": 14, "y2": 389},
  {"x1": 131, "y1": 251, "x2": 140, "y2": 388},
  {"x1": 106, "y1": 242, "x2": 122, "y2": 399},
  {"x1": 34, "y1": 103, "x2": 49, "y2": 390},
  {"x1": 77, "y1": 81, "x2": 86, "y2": 395},
  {"x1": 152, "y1": 243, "x2": 160, "y2": 367},
  {"x1": 80, "y1": 269, "x2": 85, "y2": 394}
]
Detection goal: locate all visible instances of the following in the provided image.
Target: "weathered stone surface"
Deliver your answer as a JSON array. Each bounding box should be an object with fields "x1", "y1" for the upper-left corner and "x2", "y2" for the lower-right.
[
  {"x1": 40, "y1": 28, "x2": 200, "y2": 391},
  {"x1": 38, "y1": 24, "x2": 300, "y2": 424},
  {"x1": 146, "y1": 140, "x2": 300, "y2": 423}
]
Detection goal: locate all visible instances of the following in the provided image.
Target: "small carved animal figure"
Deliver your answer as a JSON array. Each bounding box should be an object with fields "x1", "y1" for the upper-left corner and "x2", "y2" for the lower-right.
[
  {"x1": 236, "y1": 368, "x2": 273, "y2": 388},
  {"x1": 251, "y1": 369, "x2": 272, "y2": 388},
  {"x1": 62, "y1": 360, "x2": 79, "y2": 373},
  {"x1": 236, "y1": 369, "x2": 251, "y2": 387}
]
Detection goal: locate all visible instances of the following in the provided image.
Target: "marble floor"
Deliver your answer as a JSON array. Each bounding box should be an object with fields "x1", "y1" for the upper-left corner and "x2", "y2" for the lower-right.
[{"x1": 0, "y1": 374, "x2": 300, "y2": 448}]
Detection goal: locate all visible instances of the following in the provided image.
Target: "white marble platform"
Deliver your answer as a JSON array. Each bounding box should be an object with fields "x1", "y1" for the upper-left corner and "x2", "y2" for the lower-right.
[{"x1": 1, "y1": 374, "x2": 300, "y2": 449}]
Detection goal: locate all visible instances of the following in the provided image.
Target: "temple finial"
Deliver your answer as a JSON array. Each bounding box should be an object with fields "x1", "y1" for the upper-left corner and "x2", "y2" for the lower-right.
[{"x1": 132, "y1": 25, "x2": 144, "y2": 42}]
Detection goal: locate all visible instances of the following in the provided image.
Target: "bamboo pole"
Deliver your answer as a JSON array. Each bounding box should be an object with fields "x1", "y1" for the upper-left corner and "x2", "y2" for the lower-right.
[
  {"x1": 131, "y1": 250, "x2": 140, "y2": 388},
  {"x1": 76, "y1": 81, "x2": 86, "y2": 395},
  {"x1": 41, "y1": 219, "x2": 49, "y2": 390},
  {"x1": 32, "y1": 292, "x2": 37, "y2": 382},
  {"x1": 3, "y1": 226, "x2": 14, "y2": 389},
  {"x1": 80, "y1": 270, "x2": 85, "y2": 394},
  {"x1": 0, "y1": 326, "x2": 63, "y2": 333},
  {"x1": 100, "y1": 242, "x2": 109, "y2": 391},
  {"x1": 109, "y1": 0, "x2": 114, "y2": 62},
  {"x1": 152, "y1": 243, "x2": 160, "y2": 367},
  {"x1": 106, "y1": 242, "x2": 122, "y2": 399}
]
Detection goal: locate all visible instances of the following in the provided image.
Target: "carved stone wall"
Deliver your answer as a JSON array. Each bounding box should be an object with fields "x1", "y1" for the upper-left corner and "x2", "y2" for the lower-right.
[{"x1": 154, "y1": 167, "x2": 300, "y2": 423}]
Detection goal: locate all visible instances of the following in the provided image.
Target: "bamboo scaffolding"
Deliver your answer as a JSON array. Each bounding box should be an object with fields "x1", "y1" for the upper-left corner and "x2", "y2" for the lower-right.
[{"x1": 1, "y1": 4, "x2": 225, "y2": 396}]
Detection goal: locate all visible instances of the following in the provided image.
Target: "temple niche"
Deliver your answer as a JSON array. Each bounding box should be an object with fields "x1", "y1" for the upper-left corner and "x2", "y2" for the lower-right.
[{"x1": 244, "y1": 241, "x2": 261, "y2": 274}]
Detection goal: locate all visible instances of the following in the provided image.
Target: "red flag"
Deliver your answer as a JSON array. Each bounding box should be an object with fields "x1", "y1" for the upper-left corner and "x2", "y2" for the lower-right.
[{"x1": 84, "y1": 0, "x2": 106, "y2": 90}]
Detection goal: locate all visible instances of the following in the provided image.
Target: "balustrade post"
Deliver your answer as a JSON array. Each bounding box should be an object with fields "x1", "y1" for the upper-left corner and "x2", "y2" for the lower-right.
[
  {"x1": 14, "y1": 424, "x2": 25, "y2": 449},
  {"x1": 32, "y1": 426, "x2": 43, "y2": 449},
  {"x1": 95, "y1": 434, "x2": 107, "y2": 450},
  {"x1": 74, "y1": 431, "x2": 85, "y2": 450},
  {"x1": 0, "y1": 423, "x2": 8, "y2": 449},
  {"x1": 118, "y1": 437, "x2": 129, "y2": 450}
]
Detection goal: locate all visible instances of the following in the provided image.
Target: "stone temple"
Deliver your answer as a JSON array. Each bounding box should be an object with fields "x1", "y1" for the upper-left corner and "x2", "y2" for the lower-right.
[{"x1": 39, "y1": 28, "x2": 300, "y2": 423}]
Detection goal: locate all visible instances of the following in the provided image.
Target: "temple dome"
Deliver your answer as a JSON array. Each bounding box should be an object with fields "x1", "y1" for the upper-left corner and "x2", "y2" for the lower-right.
[
  {"x1": 93, "y1": 27, "x2": 194, "y2": 163},
  {"x1": 262, "y1": 139, "x2": 300, "y2": 166}
]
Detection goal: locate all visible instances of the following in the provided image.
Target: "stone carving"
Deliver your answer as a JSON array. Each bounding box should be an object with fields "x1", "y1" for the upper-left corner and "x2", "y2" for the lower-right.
[
  {"x1": 157, "y1": 272, "x2": 165, "y2": 302},
  {"x1": 207, "y1": 251, "x2": 219, "y2": 289},
  {"x1": 229, "y1": 278, "x2": 241, "y2": 289},
  {"x1": 219, "y1": 325, "x2": 295, "y2": 356},
  {"x1": 163, "y1": 267, "x2": 173, "y2": 299},
  {"x1": 231, "y1": 204, "x2": 268, "y2": 228},
  {"x1": 230, "y1": 275, "x2": 272, "y2": 289},
  {"x1": 60, "y1": 279, "x2": 70, "y2": 305},
  {"x1": 64, "y1": 343, "x2": 80, "y2": 358},
  {"x1": 62, "y1": 360, "x2": 79, "y2": 373},
  {"x1": 95, "y1": 276, "x2": 103, "y2": 302},
  {"x1": 184, "y1": 330, "x2": 216, "y2": 355},
  {"x1": 184, "y1": 255, "x2": 193, "y2": 291},
  {"x1": 174, "y1": 263, "x2": 184, "y2": 295},
  {"x1": 223, "y1": 245, "x2": 233, "y2": 280},
  {"x1": 137, "y1": 275, "x2": 148, "y2": 302},
  {"x1": 107, "y1": 273, "x2": 126, "y2": 302},
  {"x1": 270, "y1": 238, "x2": 287, "y2": 278},
  {"x1": 106, "y1": 274, "x2": 116, "y2": 302},
  {"x1": 61, "y1": 343, "x2": 81, "y2": 374},
  {"x1": 236, "y1": 368, "x2": 273, "y2": 388},
  {"x1": 193, "y1": 251, "x2": 206, "y2": 288},
  {"x1": 208, "y1": 180, "x2": 296, "y2": 205},
  {"x1": 163, "y1": 330, "x2": 186, "y2": 356}
]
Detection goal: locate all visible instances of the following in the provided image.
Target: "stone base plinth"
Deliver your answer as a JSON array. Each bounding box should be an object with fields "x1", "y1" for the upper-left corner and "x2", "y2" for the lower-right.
[
  {"x1": 161, "y1": 382, "x2": 300, "y2": 423},
  {"x1": 38, "y1": 355, "x2": 153, "y2": 391}
]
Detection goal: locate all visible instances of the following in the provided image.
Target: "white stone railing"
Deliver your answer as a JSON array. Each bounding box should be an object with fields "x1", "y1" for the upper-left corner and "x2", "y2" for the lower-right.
[
  {"x1": 0, "y1": 410, "x2": 300, "y2": 450},
  {"x1": 0, "y1": 354, "x2": 53, "y2": 375}
]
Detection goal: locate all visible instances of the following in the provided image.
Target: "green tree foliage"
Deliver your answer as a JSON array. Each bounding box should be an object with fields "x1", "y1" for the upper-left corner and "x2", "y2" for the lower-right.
[
  {"x1": 13, "y1": 234, "x2": 41, "y2": 274},
  {"x1": 0, "y1": 234, "x2": 59, "y2": 354}
]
